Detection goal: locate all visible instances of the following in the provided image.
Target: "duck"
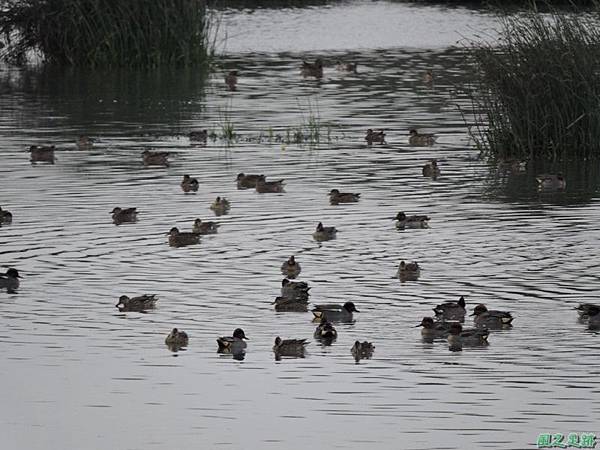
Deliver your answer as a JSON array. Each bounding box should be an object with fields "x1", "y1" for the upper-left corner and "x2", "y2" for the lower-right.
[
  {"x1": 424, "y1": 70, "x2": 434, "y2": 84},
  {"x1": 397, "y1": 261, "x2": 420, "y2": 280},
  {"x1": 273, "y1": 336, "x2": 308, "y2": 358},
  {"x1": 365, "y1": 129, "x2": 385, "y2": 145},
  {"x1": 225, "y1": 70, "x2": 238, "y2": 91},
  {"x1": 434, "y1": 296, "x2": 467, "y2": 321},
  {"x1": 256, "y1": 178, "x2": 285, "y2": 193},
  {"x1": 447, "y1": 323, "x2": 489, "y2": 348},
  {"x1": 115, "y1": 294, "x2": 158, "y2": 312},
  {"x1": 394, "y1": 212, "x2": 430, "y2": 229},
  {"x1": 167, "y1": 227, "x2": 200, "y2": 247},
  {"x1": 192, "y1": 218, "x2": 219, "y2": 235},
  {"x1": 301, "y1": 59, "x2": 323, "y2": 78},
  {"x1": 0, "y1": 268, "x2": 21, "y2": 293},
  {"x1": 575, "y1": 303, "x2": 600, "y2": 318},
  {"x1": 281, "y1": 278, "x2": 310, "y2": 300},
  {"x1": 416, "y1": 317, "x2": 453, "y2": 340},
  {"x1": 30, "y1": 145, "x2": 55, "y2": 163},
  {"x1": 217, "y1": 328, "x2": 248, "y2": 353},
  {"x1": 408, "y1": 129, "x2": 436, "y2": 146},
  {"x1": 471, "y1": 303, "x2": 513, "y2": 328},
  {"x1": 111, "y1": 207, "x2": 138, "y2": 225},
  {"x1": 312, "y1": 222, "x2": 337, "y2": 241},
  {"x1": 314, "y1": 318, "x2": 337, "y2": 340},
  {"x1": 537, "y1": 173, "x2": 566, "y2": 191},
  {"x1": 165, "y1": 328, "x2": 189, "y2": 347},
  {"x1": 335, "y1": 61, "x2": 357, "y2": 73},
  {"x1": 236, "y1": 173, "x2": 265, "y2": 189},
  {"x1": 422, "y1": 159, "x2": 440, "y2": 178},
  {"x1": 142, "y1": 150, "x2": 169, "y2": 166},
  {"x1": 351, "y1": 341, "x2": 375, "y2": 360},
  {"x1": 281, "y1": 256, "x2": 301, "y2": 279},
  {"x1": 76, "y1": 135, "x2": 94, "y2": 150},
  {"x1": 273, "y1": 295, "x2": 309, "y2": 312},
  {"x1": 180, "y1": 174, "x2": 199, "y2": 193},
  {"x1": 312, "y1": 302, "x2": 359, "y2": 322},
  {"x1": 329, "y1": 189, "x2": 360, "y2": 204},
  {"x1": 189, "y1": 130, "x2": 208, "y2": 143},
  {"x1": 209, "y1": 196, "x2": 230, "y2": 215},
  {"x1": 0, "y1": 206, "x2": 13, "y2": 224}
]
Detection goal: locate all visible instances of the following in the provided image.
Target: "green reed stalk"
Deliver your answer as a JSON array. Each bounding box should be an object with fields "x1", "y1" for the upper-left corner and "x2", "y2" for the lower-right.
[
  {"x1": 467, "y1": 8, "x2": 600, "y2": 160},
  {"x1": 0, "y1": 0, "x2": 215, "y2": 67}
]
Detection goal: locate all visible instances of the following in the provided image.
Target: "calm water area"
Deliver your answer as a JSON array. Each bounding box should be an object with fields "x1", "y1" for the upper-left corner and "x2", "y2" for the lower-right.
[{"x1": 2, "y1": 2, "x2": 600, "y2": 450}]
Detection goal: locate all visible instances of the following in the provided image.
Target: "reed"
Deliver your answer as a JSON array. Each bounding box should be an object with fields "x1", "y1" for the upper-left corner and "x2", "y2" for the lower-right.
[
  {"x1": 467, "y1": 8, "x2": 600, "y2": 160},
  {"x1": 0, "y1": 0, "x2": 215, "y2": 67}
]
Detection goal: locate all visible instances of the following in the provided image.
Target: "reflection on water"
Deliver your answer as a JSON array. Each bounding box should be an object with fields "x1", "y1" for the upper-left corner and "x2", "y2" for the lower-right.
[{"x1": 2, "y1": 2, "x2": 600, "y2": 450}]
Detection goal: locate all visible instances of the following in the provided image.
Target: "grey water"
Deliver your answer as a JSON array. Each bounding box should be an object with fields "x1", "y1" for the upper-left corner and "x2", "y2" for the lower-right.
[{"x1": 2, "y1": 2, "x2": 600, "y2": 450}]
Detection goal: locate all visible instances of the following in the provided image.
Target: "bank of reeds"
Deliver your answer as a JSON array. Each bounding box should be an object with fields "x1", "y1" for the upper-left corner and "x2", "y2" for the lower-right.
[
  {"x1": 467, "y1": 9, "x2": 600, "y2": 160},
  {"x1": 0, "y1": 0, "x2": 215, "y2": 67}
]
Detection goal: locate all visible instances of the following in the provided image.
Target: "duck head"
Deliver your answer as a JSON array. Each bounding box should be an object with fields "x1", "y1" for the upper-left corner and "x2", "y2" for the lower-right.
[
  {"x1": 6, "y1": 268, "x2": 20, "y2": 278},
  {"x1": 417, "y1": 317, "x2": 435, "y2": 328},
  {"x1": 343, "y1": 301, "x2": 359, "y2": 313},
  {"x1": 471, "y1": 304, "x2": 488, "y2": 316},
  {"x1": 233, "y1": 328, "x2": 248, "y2": 340}
]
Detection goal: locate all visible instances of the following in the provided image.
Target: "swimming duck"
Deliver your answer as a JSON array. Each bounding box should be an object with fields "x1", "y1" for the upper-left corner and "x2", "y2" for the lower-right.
[
  {"x1": 165, "y1": 328, "x2": 189, "y2": 346},
  {"x1": 236, "y1": 173, "x2": 265, "y2": 189},
  {"x1": 225, "y1": 70, "x2": 238, "y2": 91},
  {"x1": 312, "y1": 222, "x2": 337, "y2": 241},
  {"x1": 448, "y1": 323, "x2": 489, "y2": 348},
  {"x1": 537, "y1": 173, "x2": 566, "y2": 191},
  {"x1": 30, "y1": 145, "x2": 55, "y2": 163},
  {"x1": 397, "y1": 261, "x2": 420, "y2": 280},
  {"x1": 273, "y1": 295, "x2": 309, "y2": 312},
  {"x1": 115, "y1": 294, "x2": 158, "y2": 312},
  {"x1": 281, "y1": 278, "x2": 310, "y2": 299},
  {"x1": 167, "y1": 227, "x2": 200, "y2": 247},
  {"x1": 408, "y1": 129, "x2": 436, "y2": 146},
  {"x1": 180, "y1": 174, "x2": 199, "y2": 193},
  {"x1": 189, "y1": 130, "x2": 208, "y2": 143},
  {"x1": 312, "y1": 302, "x2": 359, "y2": 322},
  {"x1": 314, "y1": 318, "x2": 337, "y2": 341},
  {"x1": 335, "y1": 61, "x2": 357, "y2": 73},
  {"x1": 217, "y1": 328, "x2": 248, "y2": 353},
  {"x1": 281, "y1": 256, "x2": 302, "y2": 279},
  {"x1": 111, "y1": 207, "x2": 138, "y2": 225},
  {"x1": 365, "y1": 129, "x2": 386, "y2": 145},
  {"x1": 256, "y1": 178, "x2": 285, "y2": 193},
  {"x1": 351, "y1": 340, "x2": 375, "y2": 360},
  {"x1": 471, "y1": 303, "x2": 513, "y2": 328},
  {"x1": 192, "y1": 218, "x2": 219, "y2": 235},
  {"x1": 416, "y1": 317, "x2": 453, "y2": 340},
  {"x1": 273, "y1": 336, "x2": 308, "y2": 358},
  {"x1": 142, "y1": 150, "x2": 169, "y2": 166},
  {"x1": 301, "y1": 59, "x2": 323, "y2": 78},
  {"x1": 434, "y1": 296, "x2": 467, "y2": 321},
  {"x1": 424, "y1": 70, "x2": 434, "y2": 84},
  {"x1": 209, "y1": 196, "x2": 230, "y2": 215},
  {"x1": 76, "y1": 135, "x2": 94, "y2": 150},
  {"x1": 0, "y1": 206, "x2": 12, "y2": 224},
  {"x1": 422, "y1": 159, "x2": 440, "y2": 178},
  {"x1": 329, "y1": 189, "x2": 360, "y2": 204},
  {"x1": 0, "y1": 268, "x2": 21, "y2": 293},
  {"x1": 575, "y1": 303, "x2": 600, "y2": 318},
  {"x1": 394, "y1": 212, "x2": 430, "y2": 229}
]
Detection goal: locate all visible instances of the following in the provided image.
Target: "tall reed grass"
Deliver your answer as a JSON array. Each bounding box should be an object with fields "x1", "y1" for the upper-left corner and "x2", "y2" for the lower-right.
[
  {"x1": 467, "y1": 9, "x2": 600, "y2": 160},
  {"x1": 0, "y1": 0, "x2": 215, "y2": 67}
]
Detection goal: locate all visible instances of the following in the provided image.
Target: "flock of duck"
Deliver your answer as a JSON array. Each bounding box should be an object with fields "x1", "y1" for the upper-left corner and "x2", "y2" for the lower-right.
[{"x1": 0, "y1": 58, "x2": 575, "y2": 362}]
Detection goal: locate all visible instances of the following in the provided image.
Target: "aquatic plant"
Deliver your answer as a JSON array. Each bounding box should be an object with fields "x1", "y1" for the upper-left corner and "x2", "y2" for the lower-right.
[
  {"x1": 0, "y1": 0, "x2": 216, "y2": 67},
  {"x1": 466, "y1": 8, "x2": 600, "y2": 160}
]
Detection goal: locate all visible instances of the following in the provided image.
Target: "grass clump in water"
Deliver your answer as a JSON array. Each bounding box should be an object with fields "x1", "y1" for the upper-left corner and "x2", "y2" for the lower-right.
[
  {"x1": 0, "y1": 0, "x2": 215, "y2": 67},
  {"x1": 467, "y1": 8, "x2": 600, "y2": 161}
]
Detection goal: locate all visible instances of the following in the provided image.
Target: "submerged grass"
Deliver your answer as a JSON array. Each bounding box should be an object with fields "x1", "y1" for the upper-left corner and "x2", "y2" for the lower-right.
[
  {"x1": 466, "y1": 7, "x2": 600, "y2": 161},
  {"x1": 0, "y1": 0, "x2": 215, "y2": 67}
]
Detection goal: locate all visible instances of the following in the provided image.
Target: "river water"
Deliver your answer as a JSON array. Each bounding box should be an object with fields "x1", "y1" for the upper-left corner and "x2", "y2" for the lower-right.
[{"x1": 1, "y1": 2, "x2": 600, "y2": 450}]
